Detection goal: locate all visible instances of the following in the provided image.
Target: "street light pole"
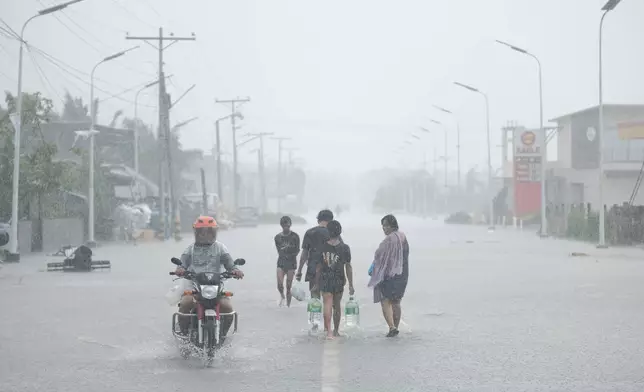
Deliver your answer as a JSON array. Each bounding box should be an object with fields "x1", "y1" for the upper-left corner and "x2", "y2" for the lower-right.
[
  {"x1": 420, "y1": 127, "x2": 439, "y2": 216},
  {"x1": 428, "y1": 119, "x2": 447, "y2": 188},
  {"x1": 433, "y1": 105, "x2": 461, "y2": 189},
  {"x1": 246, "y1": 132, "x2": 275, "y2": 213},
  {"x1": 88, "y1": 46, "x2": 138, "y2": 247},
  {"x1": 272, "y1": 136, "x2": 291, "y2": 213},
  {"x1": 8, "y1": 0, "x2": 86, "y2": 261},
  {"x1": 454, "y1": 82, "x2": 494, "y2": 230},
  {"x1": 496, "y1": 40, "x2": 547, "y2": 237},
  {"x1": 597, "y1": 0, "x2": 622, "y2": 247}
]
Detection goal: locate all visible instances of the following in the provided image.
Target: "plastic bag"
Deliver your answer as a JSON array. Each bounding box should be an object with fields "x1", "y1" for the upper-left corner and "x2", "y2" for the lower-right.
[
  {"x1": 368, "y1": 262, "x2": 375, "y2": 276},
  {"x1": 291, "y1": 283, "x2": 307, "y2": 302},
  {"x1": 165, "y1": 278, "x2": 190, "y2": 306}
]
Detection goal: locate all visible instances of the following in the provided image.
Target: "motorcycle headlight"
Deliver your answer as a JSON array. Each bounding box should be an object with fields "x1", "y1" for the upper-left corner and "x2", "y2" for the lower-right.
[{"x1": 201, "y1": 285, "x2": 219, "y2": 299}]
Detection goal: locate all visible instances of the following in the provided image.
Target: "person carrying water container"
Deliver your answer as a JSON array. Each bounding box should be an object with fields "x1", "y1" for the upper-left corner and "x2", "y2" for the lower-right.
[
  {"x1": 313, "y1": 220, "x2": 354, "y2": 339},
  {"x1": 296, "y1": 209, "x2": 334, "y2": 299}
]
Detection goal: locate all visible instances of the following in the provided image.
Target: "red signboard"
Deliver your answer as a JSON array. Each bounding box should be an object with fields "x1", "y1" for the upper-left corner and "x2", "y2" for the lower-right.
[{"x1": 513, "y1": 129, "x2": 544, "y2": 219}]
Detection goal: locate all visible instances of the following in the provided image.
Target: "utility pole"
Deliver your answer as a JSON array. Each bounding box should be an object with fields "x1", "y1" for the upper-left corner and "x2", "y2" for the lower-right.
[
  {"x1": 126, "y1": 28, "x2": 195, "y2": 240},
  {"x1": 249, "y1": 148, "x2": 261, "y2": 209},
  {"x1": 215, "y1": 120, "x2": 223, "y2": 204},
  {"x1": 284, "y1": 147, "x2": 299, "y2": 168},
  {"x1": 456, "y1": 122, "x2": 461, "y2": 189},
  {"x1": 421, "y1": 153, "x2": 428, "y2": 218},
  {"x1": 216, "y1": 97, "x2": 251, "y2": 212},
  {"x1": 272, "y1": 137, "x2": 291, "y2": 213},
  {"x1": 200, "y1": 168, "x2": 208, "y2": 215},
  {"x1": 164, "y1": 89, "x2": 179, "y2": 240},
  {"x1": 246, "y1": 132, "x2": 274, "y2": 213}
]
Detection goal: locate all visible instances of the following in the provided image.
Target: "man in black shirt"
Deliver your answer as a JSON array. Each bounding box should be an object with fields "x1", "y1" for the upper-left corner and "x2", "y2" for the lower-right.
[
  {"x1": 274, "y1": 216, "x2": 300, "y2": 307},
  {"x1": 314, "y1": 220, "x2": 354, "y2": 338},
  {"x1": 296, "y1": 209, "x2": 334, "y2": 299}
]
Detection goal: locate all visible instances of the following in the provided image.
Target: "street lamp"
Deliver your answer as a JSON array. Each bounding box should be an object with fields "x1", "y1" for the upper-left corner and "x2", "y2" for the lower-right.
[
  {"x1": 433, "y1": 105, "x2": 462, "y2": 189},
  {"x1": 419, "y1": 126, "x2": 439, "y2": 216},
  {"x1": 87, "y1": 46, "x2": 139, "y2": 247},
  {"x1": 597, "y1": 0, "x2": 622, "y2": 248},
  {"x1": 7, "y1": 0, "x2": 86, "y2": 261},
  {"x1": 427, "y1": 118, "x2": 448, "y2": 188},
  {"x1": 496, "y1": 39, "x2": 547, "y2": 238},
  {"x1": 419, "y1": 127, "x2": 438, "y2": 176},
  {"x1": 454, "y1": 81, "x2": 494, "y2": 230}
]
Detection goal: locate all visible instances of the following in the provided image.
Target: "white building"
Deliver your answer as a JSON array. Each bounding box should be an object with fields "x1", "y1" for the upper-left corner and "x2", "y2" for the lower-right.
[{"x1": 547, "y1": 104, "x2": 644, "y2": 209}]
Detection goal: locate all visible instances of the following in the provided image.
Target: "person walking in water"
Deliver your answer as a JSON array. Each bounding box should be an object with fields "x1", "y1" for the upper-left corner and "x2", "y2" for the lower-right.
[
  {"x1": 296, "y1": 209, "x2": 334, "y2": 299},
  {"x1": 368, "y1": 214, "x2": 409, "y2": 337},
  {"x1": 274, "y1": 216, "x2": 300, "y2": 307},
  {"x1": 313, "y1": 220, "x2": 354, "y2": 339}
]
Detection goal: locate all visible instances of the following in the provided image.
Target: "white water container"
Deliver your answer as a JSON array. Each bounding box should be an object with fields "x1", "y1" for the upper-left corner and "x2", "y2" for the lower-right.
[{"x1": 165, "y1": 279, "x2": 189, "y2": 306}]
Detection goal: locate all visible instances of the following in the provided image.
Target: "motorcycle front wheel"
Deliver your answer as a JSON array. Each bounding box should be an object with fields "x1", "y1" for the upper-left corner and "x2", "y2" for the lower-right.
[{"x1": 202, "y1": 321, "x2": 217, "y2": 367}]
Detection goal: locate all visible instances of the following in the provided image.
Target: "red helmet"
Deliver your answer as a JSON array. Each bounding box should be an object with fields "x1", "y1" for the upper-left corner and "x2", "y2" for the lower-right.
[{"x1": 193, "y1": 216, "x2": 217, "y2": 229}]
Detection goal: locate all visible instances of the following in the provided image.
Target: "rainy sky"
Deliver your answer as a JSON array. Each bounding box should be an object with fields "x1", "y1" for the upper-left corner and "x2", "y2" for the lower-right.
[{"x1": 1, "y1": 0, "x2": 643, "y2": 173}]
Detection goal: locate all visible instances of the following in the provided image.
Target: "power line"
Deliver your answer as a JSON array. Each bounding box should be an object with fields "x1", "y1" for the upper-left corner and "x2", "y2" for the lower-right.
[
  {"x1": 98, "y1": 80, "x2": 156, "y2": 107},
  {"x1": 27, "y1": 50, "x2": 65, "y2": 106},
  {"x1": 0, "y1": 27, "x2": 16, "y2": 40},
  {"x1": 0, "y1": 19, "x2": 19, "y2": 38},
  {"x1": 0, "y1": 68, "x2": 16, "y2": 83},
  {"x1": 36, "y1": 1, "x2": 154, "y2": 79},
  {"x1": 140, "y1": 0, "x2": 162, "y2": 18},
  {"x1": 109, "y1": 0, "x2": 156, "y2": 29},
  {"x1": 35, "y1": 0, "x2": 104, "y2": 55},
  {"x1": 27, "y1": 45, "x2": 130, "y2": 94},
  {"x1": 26, "y1": 46, "x2": 87, "y2": 97},
  {"x1": 27, "y1": 45, "x2": 147, "y2": 107}
]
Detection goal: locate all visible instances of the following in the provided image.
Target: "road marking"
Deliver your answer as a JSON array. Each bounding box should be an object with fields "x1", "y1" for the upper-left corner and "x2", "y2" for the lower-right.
[{"x1": 321, "y1": 338, "x2": 341, "y2": 392}]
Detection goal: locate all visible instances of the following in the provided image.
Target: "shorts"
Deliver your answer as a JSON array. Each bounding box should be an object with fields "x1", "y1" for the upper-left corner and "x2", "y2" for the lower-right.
[
  {"x1": 379, "y1": 274, "x2": 408, "y2": 301},
  {"x1": 278, "y1": 263, "x2": 297, "y2": 274},
  {"x1": 320, "y1": 273, "x2": 345, "y2": 294}
]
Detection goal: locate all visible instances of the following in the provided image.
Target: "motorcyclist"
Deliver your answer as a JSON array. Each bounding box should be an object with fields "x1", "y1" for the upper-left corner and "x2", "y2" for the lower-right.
[{"x1": 175, "y1": 215, "x2": 244, "y2": 336}]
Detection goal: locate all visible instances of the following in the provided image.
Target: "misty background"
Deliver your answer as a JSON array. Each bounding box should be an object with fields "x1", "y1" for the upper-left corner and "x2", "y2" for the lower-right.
[{"x1": 2, "y1": 0, "x2": 643, "y2": 207}]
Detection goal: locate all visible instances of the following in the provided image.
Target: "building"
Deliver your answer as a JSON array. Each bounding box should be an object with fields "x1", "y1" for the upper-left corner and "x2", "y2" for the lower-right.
[{"x1": 548, "y1": 104, "x2": 644, "y2": 208}]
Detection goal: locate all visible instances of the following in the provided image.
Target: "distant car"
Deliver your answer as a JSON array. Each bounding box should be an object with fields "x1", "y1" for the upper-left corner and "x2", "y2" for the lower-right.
[
  {"x1": 233, "y1": 207, "x2": 259, "y2": 227},
  {"x1": 0, "y1": 222, "x2": 9, "y2": 246}
]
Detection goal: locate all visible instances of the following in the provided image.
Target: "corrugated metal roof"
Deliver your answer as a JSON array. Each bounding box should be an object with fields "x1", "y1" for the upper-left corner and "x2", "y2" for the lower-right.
[{"x1": 549, "y1": 104, "x2": 644, "y2": 122}]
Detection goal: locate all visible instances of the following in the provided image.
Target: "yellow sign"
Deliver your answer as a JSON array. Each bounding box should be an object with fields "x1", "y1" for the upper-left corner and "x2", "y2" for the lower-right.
[
  {"x1": 618, "y1": 121, "x2": 644, "y2": 140},
  {"x1": 521, "y1": 131, "x2": 536, "y2": 146}
]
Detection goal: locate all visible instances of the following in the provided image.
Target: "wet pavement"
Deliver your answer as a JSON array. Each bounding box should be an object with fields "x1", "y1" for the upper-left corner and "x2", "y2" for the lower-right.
[{"x1": 1, "y1": 213, "x2": 644, "y2": 391}]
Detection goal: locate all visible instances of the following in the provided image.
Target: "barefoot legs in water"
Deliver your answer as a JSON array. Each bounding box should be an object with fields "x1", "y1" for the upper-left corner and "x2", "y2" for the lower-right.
[
  {"x1": 381, "y1": 299, "x2": 399, "y2": 337},
  {"x1": 392, "y1": 299, "x2": 402, "y2": 329},
  {"x1": 322, "y1": 292, "x2": 334, "y2": 338},
  {"x1": 285, "y1": 270, "x2": 295, "y2": 307},
  {"x1": 332, "y1": 292, "x2": 343, "y2": 336},
  {"x1": 276, "y1": 268, "x2": 286, "y2": 306}
]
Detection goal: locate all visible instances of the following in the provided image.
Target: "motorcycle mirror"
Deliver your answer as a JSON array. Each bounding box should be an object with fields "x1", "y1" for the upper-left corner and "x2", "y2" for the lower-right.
[
  {"x1": 171, "y1": 257, "x2": 182, "y2": 266},
  {"x1": 234, "y1": 258, "x2": 246, "y2": 266}
]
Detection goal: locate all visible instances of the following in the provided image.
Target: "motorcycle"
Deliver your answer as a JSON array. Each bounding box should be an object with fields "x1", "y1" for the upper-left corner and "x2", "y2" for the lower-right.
[{"x1": 169, "y1": 256, "x2": 245, "y2": 365}]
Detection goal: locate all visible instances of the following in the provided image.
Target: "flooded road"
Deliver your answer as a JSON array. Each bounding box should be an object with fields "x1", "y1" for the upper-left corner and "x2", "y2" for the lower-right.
[{"x1": 1, "y1": 214, "x2": 644, "y2": 391}]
